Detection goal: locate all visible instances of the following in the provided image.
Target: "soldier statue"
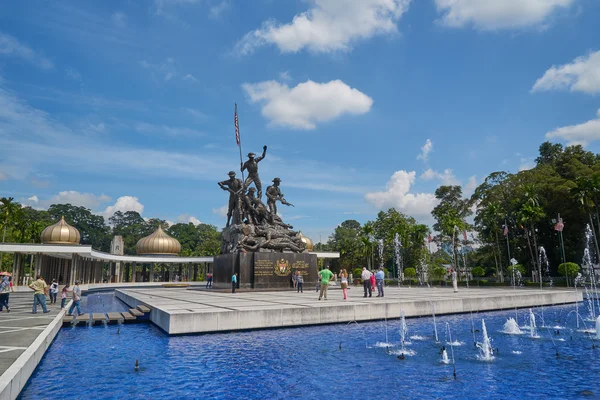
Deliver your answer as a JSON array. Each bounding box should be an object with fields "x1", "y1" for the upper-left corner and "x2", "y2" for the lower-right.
[
  {"x1": 265, "y1": 177, "x2": 293, "y2": 218},
  {"x1": 218, "y1": 171, "x2": 243, "y2": 227},
  {"x1": 241, "y1": 145, "x2": 267, "y2": 199},
  {"x1": 242, "y1": 187, "x2": 258, "y2": 225}
]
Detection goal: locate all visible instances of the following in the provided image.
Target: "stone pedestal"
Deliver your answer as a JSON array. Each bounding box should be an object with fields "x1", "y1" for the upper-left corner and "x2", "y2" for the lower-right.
[{"x1": 213, "y1": 252, "x2": 318, "y2": 290}]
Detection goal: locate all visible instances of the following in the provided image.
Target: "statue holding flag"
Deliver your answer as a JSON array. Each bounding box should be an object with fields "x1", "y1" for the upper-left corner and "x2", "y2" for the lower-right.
[{"x1": 241, "y1": 145, "x2": 267, "y2": 199}]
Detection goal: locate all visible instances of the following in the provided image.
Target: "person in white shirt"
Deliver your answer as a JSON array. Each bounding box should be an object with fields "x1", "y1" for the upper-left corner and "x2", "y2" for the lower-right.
[{"x1": 361, "y1": 267, "x2": 372, "y2": 298}]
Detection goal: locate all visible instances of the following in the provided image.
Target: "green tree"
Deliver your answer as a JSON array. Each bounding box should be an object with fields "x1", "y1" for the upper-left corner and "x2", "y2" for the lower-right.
[
  {"x1": 472, "y1": 266, "x2": 485, "y2": 278},
  {"x1": 431, "y1": 266, "x2": 446, "y2": 285},
  {"x1": 431, "y1": 186, "x2": 472, "y2": 281},
  {"x1": 558, "y1": 262, "x2": 580, "y2": 279}
]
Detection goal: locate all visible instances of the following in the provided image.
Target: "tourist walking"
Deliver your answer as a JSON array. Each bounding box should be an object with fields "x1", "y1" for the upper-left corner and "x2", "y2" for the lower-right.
[
  {"x1": 206, "y1": 272, "x2": 213, "y2": 289},
  {"x1": 340, "y1": 269, "x2": 348, "y2": 300},
  {"x1": 376, "y1": 267, "x2": 385, "y2": 297},
  {"x1": 49, "y1": 279, "x2": 59, "y2": 304},
  {"x1": 232, "y1": 273, "x2": 237, "y2": 293},
  {"x1": 451, "y1": 269, "x2": 458, "y2": 293},
  {"x1": 0, "y1": 272, "x2": 13, "y2": 312},
  {"x1": 296, "y1": 271, "x2": 304, "y2": 293},
  {"x1": 61, "y1": 284, "x2": 70, "y2": 309},
  {"x1": 318, "y1": 266, "x2": 334, "y2": 300},
  {"x1": 292, "y1": 273, "x2": 297, "y2": 289},
  {"x1": 29, "y1": 275, "x2": 50, "y2": 314},
  {"x1": 68, "y1": 281, "x2": 82, "y2": 316},
  {"x1": 361, "y1": 267, "x2": 372, "y2": 298},
  {"x1": 370, "y1": 271, "x2": 376, "y2": 291}
]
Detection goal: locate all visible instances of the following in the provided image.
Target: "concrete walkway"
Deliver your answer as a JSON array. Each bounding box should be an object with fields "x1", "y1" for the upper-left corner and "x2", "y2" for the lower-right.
[
  {"x1": 116, "y1": 285, "x2": 581, "y2": 335},
  {"x1": 0, "y1": 292, "x2": 65, "y2": 400}
]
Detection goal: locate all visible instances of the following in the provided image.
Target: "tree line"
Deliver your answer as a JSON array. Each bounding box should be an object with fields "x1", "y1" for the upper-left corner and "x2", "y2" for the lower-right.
[
  {"x1": 319, "y1": 141, "x2": 600, "y2": 284},
  {"x1": 0, "y1": 200, "x2": 220, "y2": 270}
]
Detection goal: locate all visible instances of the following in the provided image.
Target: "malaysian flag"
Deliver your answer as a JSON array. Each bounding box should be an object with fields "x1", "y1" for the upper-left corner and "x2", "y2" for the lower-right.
[
  {"x1": 234, "y1": 103, "x2": 240, "y2": 146},
  {"x1": 555, "y1": 218, "x2": 564, "y2": 232},
  {"x1": 503, "y1": 224, "x2": 508, "y2": 236},
  {"x1": 463, "y1": 230, "x2": 468, "y2": 241},
  {"x1": 427, "y1": 234, "x2": 433, "y2": 243}
]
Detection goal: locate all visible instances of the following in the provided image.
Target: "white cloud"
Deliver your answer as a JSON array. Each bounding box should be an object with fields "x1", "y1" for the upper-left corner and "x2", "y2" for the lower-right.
[
  {"x1": 465, "y1": 175, "x2": 477, "y2": 194},
  {"x1": 0, "y1": 170, "x2": 7, "y2": 181},
  {"x1": 135, "y1": 122, "x2": 204, "y2": 137},
  {"x1": 65, "y1": 68, "x2": 82, "y2": 82},
  {"x1": 434, "y1": 0, "x2": 575, "y2": 30},
  {"x1": 365, "y1": 170, "x2": 439, "y2": 217},
  {"x1": 209, "y1": 0, "x2": 230, "y2": 19},
  {"x1": 235, "y1": 0, "x2": 410, "y2": 55},
  {"x1": 242, "y1": 79, "x2": 373, "y2": 129},
  {"x1": 419, "y1": 168, "x2": 459, "y2": 185},
  {"x1": 112, "y1": 12, "x2": 127, "y2": 27},
  {"x1": 545, "y1": 109, "x2": 600, "y2": 146},
  {"x1": 140, "y1": 58, "x2": 178, "y2": 81},
  {"x1": 182, "y1": 74, "x2": 198, "y2": 83},
  {"x1": 212, "y1": 205, "x2": 228, "y2": 218},
  {"x1": 102, "y1": 196, "x2": 144, "y2": 218},
  {"x1": 519, "y1": 157, "x2": 535, "y2": 171},
  {"x1": 35, "y1": 191, "x2": 111, "y2": 210},
  {"x1": 0, "y1": 32, "x2": 53, "y2": 69},
  {"x1": 177, "y1": 213, "x2": 201, "y2": 225},
  {"x1": 532, "y1": 50, "x2": 600, "y2": 95},
  {"x1": 417, "y1": 139, "x2": 432, "y2": 161}
]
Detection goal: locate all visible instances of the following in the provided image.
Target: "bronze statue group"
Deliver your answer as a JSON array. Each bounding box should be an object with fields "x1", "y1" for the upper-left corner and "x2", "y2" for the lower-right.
[{"x1": 218, "y1": 145, "x2": 306, "y2": 254}]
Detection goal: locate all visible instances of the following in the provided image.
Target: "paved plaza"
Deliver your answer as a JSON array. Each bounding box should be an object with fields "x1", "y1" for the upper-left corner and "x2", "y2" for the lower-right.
[{"x1": 116, "y1": 285, "x2": 581, "y2": 335}]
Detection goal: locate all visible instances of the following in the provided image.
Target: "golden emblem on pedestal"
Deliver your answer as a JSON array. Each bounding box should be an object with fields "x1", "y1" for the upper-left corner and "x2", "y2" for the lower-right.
[{"x1": 274, "y1": 258, "x2": 291, "y2": 276}]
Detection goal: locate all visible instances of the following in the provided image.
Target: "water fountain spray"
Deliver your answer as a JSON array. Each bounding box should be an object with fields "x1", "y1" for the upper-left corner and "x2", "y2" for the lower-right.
[
  {"x1": 394, "y1": 233, "x2": 401, "y2": 287},
  {"x1": 476, "y1": 319, "x2": 494, "y2": 361},
  {"x1": 539, "y1": 247, "x2": 553, "y2": 287},
  {"x1": 399, "y1": 310, "x2": 408, "y2": 356},
  {"x1": 574, "y1": 273, "x2": 583, "y2": 329},
  {"x1": 445, "y1": 322, "x2": 457, "y2": 379},
  {"x1": 431, "y1": 302, "x2": 439, "y2": 343},
  {"x1": 584, "y1": 225, "x2": 600, "y2": 320},
  {"x1": 378, "y1": 239, "x2": 384, "y2": 269},
  {"x1": 529, "y1": 309, "x2": 538, "y2": 338}
]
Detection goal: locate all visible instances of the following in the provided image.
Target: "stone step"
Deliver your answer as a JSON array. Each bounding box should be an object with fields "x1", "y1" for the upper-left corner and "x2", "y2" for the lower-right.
[
  {"x1": 129, "y1": 308, "x2": 144, "y2": 317},
  {"x1": 74, "y1": 313, "x2": 90, "y2": 325},
  {"x1": 107, "y1": 312, "x2": 124, "y2": 323},
  {"x1": 136, "y1": 305, "x2": 151, "y2": 313},
  {"x1": 92, "y1": 313, "x2": 106, "y2": 323},
  {"x1": 62, "y1": 315, "x2": 74, "y2": 325},
  {"x1": 121, "y1": 311, "x2": 136, "y2": 321}
]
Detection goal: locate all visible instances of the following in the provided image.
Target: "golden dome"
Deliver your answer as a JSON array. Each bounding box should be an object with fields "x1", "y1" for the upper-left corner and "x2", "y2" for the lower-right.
[
  {"x1": 298, "y1": 232, "x2": 314, "y2": 251},
  {"x1": 41, "y1": 216, "x2": 81, "y2": 245},
  {"x1": 136, "y1": 225, "x2": 181, "y2": 255}
]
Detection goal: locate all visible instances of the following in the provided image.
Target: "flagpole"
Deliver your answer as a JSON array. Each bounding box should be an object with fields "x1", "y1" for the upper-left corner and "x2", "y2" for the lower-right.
[
  {"x1": 558, "y1": 213, "x2": 568, "y2": 287},
  {"x1": 504, "y1": 219, "x2": 512, "y2": 284},
  {"x1": 234, "y1": 103, "x2": 245, "y2": 182}
]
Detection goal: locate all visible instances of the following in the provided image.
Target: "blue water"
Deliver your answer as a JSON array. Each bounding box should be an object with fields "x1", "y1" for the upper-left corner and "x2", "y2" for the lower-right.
[{"x1": 19, "y1": 295, "x2": 600, "y2": 400}]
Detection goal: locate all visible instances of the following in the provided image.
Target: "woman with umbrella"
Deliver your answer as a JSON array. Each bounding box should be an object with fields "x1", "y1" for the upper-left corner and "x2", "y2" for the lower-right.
[{"x1": 0, "y1": 272, "x2": 14, "y2": 312}]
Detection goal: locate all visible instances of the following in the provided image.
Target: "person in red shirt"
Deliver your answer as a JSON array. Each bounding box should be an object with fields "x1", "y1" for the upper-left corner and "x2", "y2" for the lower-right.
[{"x1": 370, "y1": 271, "x2": 376, "y2": 291}]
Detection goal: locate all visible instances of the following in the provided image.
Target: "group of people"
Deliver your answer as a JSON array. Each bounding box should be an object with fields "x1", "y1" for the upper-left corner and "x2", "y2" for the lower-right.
[
  {"x1": 1, "y1": 273, "x2": 83, "y2": 315},
  {"x1": 361, "y1": 267, "x2": 386, "y2": 298},
  {"x1": 26, "y1": 275, "x2": 82, "y2": 315},
  {"x1": 314, "y1": 265, "x2": 385, "y2": 300}
]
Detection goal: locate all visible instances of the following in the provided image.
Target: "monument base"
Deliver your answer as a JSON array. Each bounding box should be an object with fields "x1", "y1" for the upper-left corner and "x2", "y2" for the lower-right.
[{"x1": 213, "y1": 252, "x2": 318, "y2": 290}]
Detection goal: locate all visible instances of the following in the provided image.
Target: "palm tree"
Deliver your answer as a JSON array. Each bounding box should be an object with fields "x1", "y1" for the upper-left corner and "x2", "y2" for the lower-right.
[
  {"x1": 571, "y1": 176, "x2": 600, "y2": 260},
  {"x1": 480, "y1": 202, "x2": 505, "y2": 282},
  {"x1": 519, "y1": 184, "x2": 545, "y2": 288},
  {"x1": 0, "y1": 197, "x2": 19, "y2": 243}
]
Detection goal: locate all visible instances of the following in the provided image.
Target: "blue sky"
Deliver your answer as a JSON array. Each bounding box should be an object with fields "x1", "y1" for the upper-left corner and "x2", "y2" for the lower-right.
[{"x1": 1, "y1": 0, "x2": 600, "y2": 242}]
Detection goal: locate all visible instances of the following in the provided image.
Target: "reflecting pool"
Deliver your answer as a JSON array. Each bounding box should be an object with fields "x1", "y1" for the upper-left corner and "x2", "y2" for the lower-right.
[{"x1": 19, "y1": 294, "x2": 600, "y2": 399}]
